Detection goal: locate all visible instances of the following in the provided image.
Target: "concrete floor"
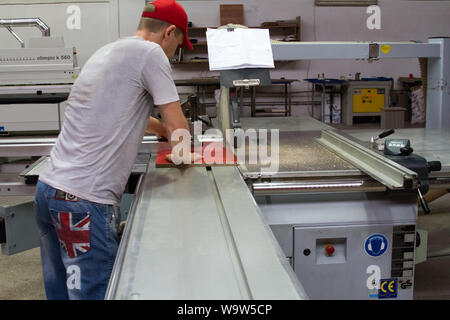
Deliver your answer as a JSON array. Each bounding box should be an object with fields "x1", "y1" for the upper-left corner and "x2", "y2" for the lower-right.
[
  {"x1": 414, "y1": 193, "x2": 450, "y2": 300},
  {"x1": 0, "y1": 247, "x2": 45, "y2": 300}
]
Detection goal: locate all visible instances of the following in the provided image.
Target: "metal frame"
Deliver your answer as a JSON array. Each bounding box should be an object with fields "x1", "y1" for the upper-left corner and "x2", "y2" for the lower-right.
[
  {"x1": 271, "y1": 38, "x2": 450, "y2": 129},
  {"x1": 272, "y1": 41, "x2": 373, "y2": 60},
  {"x1": 426, "y1": 38, "x2": 450, "y2": 129}
]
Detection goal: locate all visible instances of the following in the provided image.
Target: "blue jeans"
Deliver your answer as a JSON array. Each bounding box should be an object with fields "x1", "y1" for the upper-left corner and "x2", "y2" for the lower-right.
[{"x1": 34, "y1": 181, "x2": 120, "y2": 300}]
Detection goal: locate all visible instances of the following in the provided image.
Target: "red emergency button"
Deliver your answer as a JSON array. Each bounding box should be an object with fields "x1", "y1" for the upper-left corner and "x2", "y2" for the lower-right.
[{"x1": 325, "y1": 244, "x2": 335, "y2": 256}]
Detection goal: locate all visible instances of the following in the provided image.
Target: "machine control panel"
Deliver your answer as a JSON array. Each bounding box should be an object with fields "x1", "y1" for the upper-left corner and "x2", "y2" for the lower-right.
[
  {"x1": 0, "y1": 48, "x2": 75, "y2": 71},
  {"x1": 384, "y1": 139, "x2": 412, "y2": 156}
]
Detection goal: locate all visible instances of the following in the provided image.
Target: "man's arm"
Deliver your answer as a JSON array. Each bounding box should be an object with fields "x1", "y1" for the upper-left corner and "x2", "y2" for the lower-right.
[
  {"x1": 157, "y1": 100, "x2": 189, "y2": 144},
  {"x1": 157, "y1": 101, "x2": 201, "y2": 164},
  {"x1": 146, "y1": 116, "x2": 167, "y2": 138}
]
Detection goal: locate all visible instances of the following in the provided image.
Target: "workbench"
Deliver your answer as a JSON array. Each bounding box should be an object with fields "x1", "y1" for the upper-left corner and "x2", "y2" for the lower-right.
[
  {"x1": 305, "y1": 78, "x2": 346, "y2": 123},
  {"x1": 174, "y1": 77, "x2": 298, "y2": 117}
]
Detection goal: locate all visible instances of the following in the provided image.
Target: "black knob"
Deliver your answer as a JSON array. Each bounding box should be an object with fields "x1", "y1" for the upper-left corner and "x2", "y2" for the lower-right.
[
  {"x1": 379, "y1": 129, "x2": 395, "y2": 139},
  {"x1": 303, "y1": 249, "x2": 311, "y2": 256},
  {"x1": 400, "y1": 146, "x2": 414, "y2": 156},
  {"x1": 427, "y1": 161, "x2": 442, "y2": 172}
]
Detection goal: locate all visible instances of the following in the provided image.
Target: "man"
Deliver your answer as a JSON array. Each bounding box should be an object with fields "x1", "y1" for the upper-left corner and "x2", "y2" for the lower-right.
[{"x1": 34, "y1": 0, "x2": 194, "y2": 300}]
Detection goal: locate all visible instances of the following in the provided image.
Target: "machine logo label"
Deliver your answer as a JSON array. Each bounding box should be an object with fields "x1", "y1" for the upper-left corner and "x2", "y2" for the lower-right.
[
  {"x1": 378, "y1": 278, "x2": 398, "y2": 299},
  {"x1": 365, "y1": 234, "x2": 388, "y2": 257},
  {"x1": 381, "y1": 45, "x2": 391, "y2": 55}
]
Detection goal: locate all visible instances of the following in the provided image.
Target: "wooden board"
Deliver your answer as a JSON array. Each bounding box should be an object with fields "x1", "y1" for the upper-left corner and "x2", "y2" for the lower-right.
[
  {"x1": 156, "y1": 142, "x2": 238, "y2": 168},
  {"x1": 220, "y1": 4, "x2": 244, "y2": 26}
]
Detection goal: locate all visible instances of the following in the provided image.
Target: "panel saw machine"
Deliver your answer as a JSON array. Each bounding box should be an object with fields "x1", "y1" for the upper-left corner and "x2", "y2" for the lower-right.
[
  {"x1": 203, "y1": 37, "x2": 450, "y2": 300},
  {"x1": 0, "y1": 18, "x2": 80, "y2": 134},
  {"x1": 234, "y1": 122, "x2": 444, "y2": 300}
]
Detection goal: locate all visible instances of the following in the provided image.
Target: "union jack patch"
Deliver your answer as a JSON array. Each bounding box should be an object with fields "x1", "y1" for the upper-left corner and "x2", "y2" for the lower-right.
[{"x1": 51, "y1": 211, "x2": 91, "y2": 259}]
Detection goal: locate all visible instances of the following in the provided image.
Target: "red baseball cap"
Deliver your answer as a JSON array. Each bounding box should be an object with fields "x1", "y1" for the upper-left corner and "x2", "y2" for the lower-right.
[{"x1": 142, "y1": 0, "x2": 193, "y2": 50}]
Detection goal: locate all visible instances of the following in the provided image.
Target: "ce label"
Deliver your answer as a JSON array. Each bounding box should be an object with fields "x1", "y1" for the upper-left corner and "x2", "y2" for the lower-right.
[{"x1": 380, "y1": 280, "x2": 396, "y2": 294}]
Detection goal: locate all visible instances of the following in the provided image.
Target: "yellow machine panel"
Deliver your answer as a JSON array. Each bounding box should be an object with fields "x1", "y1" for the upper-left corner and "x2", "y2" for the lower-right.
[{"x1": 353, "y1": 88, "x2": 385, "y2": 113}]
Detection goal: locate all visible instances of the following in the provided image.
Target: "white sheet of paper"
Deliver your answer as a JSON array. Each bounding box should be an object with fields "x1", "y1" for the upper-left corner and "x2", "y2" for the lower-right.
[{"x1": 206, "y1": 28, "x2": 275, "y2": 71}]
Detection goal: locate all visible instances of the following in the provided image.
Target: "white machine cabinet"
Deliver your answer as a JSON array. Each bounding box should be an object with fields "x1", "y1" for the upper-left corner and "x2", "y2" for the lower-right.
[
  {"x1": 293, "y1": 224, "x2": 415, "y2": 300},
  {"x1": 257, "y1": 191, "x2": 418, "y2": 300}
]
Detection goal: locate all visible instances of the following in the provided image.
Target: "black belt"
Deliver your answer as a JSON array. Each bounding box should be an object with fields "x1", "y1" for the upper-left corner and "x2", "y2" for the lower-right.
[{"x1": 54, "y1": 189, "x2": 78, "y2": 202}]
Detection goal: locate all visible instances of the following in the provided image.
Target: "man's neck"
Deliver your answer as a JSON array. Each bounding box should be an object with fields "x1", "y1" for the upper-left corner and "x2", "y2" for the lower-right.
[{"x1": 135, "y1": 29, "x2": 162, "y2": 45}]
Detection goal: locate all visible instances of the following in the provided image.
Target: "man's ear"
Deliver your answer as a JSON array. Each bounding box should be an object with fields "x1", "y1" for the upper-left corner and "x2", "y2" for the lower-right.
[{"x1": 164, "y1": 25, "x2": 177, "y2": 38}]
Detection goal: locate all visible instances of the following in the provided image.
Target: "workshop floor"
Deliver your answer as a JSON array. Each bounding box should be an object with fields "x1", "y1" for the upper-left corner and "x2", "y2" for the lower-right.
[
  {"x1": 0, "y1": 120, "x2": 448, "y2": 300},
  {"x1": 0, "y1": 247, "x2": 45, "y2": 300},
  {"x1": 414, "y1": 193, "x2": 450, "y2": 300}
]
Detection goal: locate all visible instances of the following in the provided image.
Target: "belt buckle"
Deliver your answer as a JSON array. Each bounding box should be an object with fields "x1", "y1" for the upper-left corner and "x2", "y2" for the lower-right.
[
  {"x1": 64, "y1": 193, "x2": 78, "y2": 202},
  {"x1": 55, "y1": 190, "x2": 78, "y2": 202}
]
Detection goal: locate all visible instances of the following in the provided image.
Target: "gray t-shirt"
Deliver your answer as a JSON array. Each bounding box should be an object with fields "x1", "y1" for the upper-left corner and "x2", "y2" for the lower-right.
[{"x1": 39, "y1": 36, "x2": 179, "y2": 205}]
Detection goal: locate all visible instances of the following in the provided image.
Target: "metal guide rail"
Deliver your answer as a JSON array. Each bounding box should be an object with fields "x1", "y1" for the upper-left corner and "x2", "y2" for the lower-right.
[
  {"x1": 0, "y1": 135, "x2": 159, "y2": 157},
  {"x1": 251, "y1": 178, "x2": 387, "y2": 195},
  {"x1": 344, "y1": 128, "x2": 450, "y2": 190},
  {"x1": 105, "y1": 159, "x2": 307, "y2": 300},
  {"x1": 316, "y1": 130, "x2": 418, "y2": 190}
]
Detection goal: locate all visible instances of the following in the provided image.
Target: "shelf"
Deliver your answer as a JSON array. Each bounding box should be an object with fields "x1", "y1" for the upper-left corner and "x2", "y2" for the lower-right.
[
  {"x1": 188, "y1": 27, "x2": 208, "y2": 31},
  {"x1": 192, "y1": 41, "x2": 208, "y2": 47},
  {"x1": 260, "y1": 24, "x2": 298, "y2": 29},
  {"x1": 176, "y1": 17, "x2": 301, "y2": 65},
  {"x1": 172, "y1": 60, "x2": 209, "y2": 65}
]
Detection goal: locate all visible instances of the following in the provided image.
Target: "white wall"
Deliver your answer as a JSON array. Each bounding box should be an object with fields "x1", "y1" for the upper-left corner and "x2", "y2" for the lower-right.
[
  {"x1": 1, "y1": 0, "x2": 449, "y2": 116},
  {"x1": 0, "y1": 1, "x2": 119, "y2": 67}
]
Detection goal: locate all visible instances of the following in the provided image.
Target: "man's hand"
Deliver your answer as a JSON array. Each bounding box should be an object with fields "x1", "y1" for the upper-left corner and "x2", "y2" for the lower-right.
[
  {"x1": 157, "y1": 101, "x2": 203, "y2": 165},
  {"x1": 166, "y1": 152, "x2": 203, "y2": 164}
]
